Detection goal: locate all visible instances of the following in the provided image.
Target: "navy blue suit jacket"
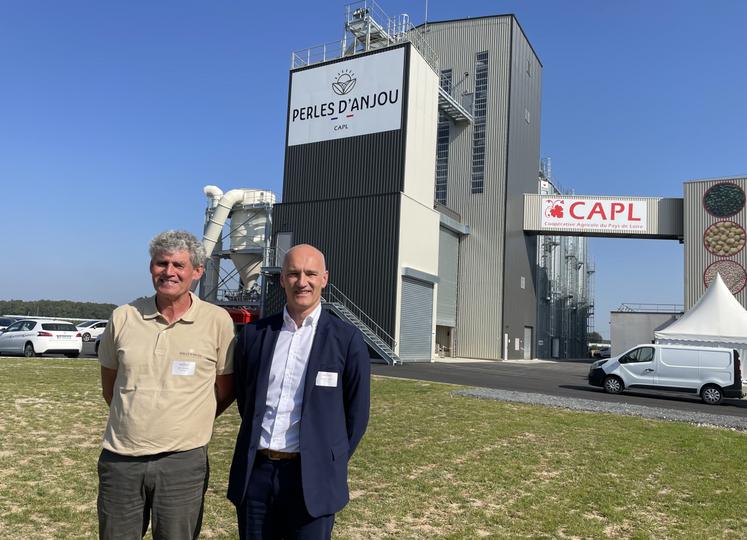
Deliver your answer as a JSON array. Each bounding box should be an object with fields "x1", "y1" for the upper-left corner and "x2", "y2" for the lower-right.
[{"x1": 227, "y1": 308, "x2": 371, "y2": 517}]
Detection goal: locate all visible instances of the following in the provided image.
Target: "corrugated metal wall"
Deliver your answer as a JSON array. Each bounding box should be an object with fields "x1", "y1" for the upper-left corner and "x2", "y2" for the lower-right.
[
  {"x1": 610, "y1": 311, "x2": 679, "y2": 356},
  {"x1": 276, "y1": 46, "x2": 413, "y2": 337},
  {"x1": 283, "y1": 130, "x2": 405, "y2": 201},
  {"x1": 437, "y1": 228, "x2": 459, "y2": 326},
  {"x1": 424, "y1": 16, "x2": 541, "y2": 359},
  {"x1": 523, "y1": 194, "x2": 684, "y2": 239},
  {"x1": 684, "y1": 176, "x2": 747, "y2": 309},
  {"x1": 502, "y1": 19, "x2": 542, "y2": 358},
  {"x1": 272, "y1": 194, "x2": 401, "y2": 336}
]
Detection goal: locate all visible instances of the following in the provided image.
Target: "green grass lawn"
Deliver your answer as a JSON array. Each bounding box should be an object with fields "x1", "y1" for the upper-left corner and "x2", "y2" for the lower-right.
[{"x1": 0, "y1": 358, "x2": 745, "y2": 539}]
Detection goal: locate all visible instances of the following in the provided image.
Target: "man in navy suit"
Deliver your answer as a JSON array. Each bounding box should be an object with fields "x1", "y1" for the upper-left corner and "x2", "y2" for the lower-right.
[{"x1": 228, "y1": 244, "x2": 371, "y2": 539}]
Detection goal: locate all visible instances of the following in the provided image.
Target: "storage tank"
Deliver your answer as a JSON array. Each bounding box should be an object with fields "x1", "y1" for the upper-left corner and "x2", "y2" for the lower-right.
[
  {"x1": 229, "y1": 190, "x2": 276, "y2": 292},
  {"x1": 201, "y1": 186, "x2": 276, "y2": 305}
]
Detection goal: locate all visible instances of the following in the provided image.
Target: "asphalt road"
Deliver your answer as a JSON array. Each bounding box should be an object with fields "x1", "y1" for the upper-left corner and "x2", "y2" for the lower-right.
[
  {"x1": 372, "y1": 359, "x2": 747, "y2": 418},
  {"x1": 25, "y1": 351, "x2": 747, "y2": 417}
]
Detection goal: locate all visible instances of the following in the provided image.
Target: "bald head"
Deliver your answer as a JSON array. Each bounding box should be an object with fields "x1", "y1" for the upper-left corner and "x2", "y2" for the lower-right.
[
  {"x1": 282, "y1": 244, "x2": 326, "y2": 274},
  {"x1": 280, "y1": 244, "x2": 329, "y2": 325}
]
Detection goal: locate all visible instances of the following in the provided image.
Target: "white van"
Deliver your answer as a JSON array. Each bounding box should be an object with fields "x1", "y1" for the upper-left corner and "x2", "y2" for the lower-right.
[{"x1": 588, "y1": 344, "x2": 744, "y2": 404}]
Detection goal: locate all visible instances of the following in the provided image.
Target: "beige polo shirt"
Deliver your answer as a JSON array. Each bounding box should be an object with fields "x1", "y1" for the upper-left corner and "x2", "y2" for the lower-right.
[{"x1": 98, "y1": 292, "x2": 235, "y2": 456}]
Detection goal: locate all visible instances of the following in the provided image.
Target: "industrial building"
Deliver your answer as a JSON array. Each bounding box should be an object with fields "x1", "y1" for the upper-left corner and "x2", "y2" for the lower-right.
[
  {"x1": 536, "y1": 161, "x2": 595, "y2": 359},
  {"x1": 197, "y1": 2, "x2": 746, "y2": 363},
  {"x1": 199, "y1": 2, "x2": 591, "y2": 362},
  {"x1": 270, "y1": 4, "x2": 547, "y2": 362}
]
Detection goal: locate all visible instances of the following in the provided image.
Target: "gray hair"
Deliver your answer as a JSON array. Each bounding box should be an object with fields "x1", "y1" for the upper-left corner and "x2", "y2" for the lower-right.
[{"x1": 149, "y1": 230, "x2": 206, "y2": 268}]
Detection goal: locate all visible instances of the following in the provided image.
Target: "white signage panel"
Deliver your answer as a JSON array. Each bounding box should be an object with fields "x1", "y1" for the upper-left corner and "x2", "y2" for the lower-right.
[
  {"x1": 287, "y1": 47, "x2": 405, "y2": 146},
  {"x1": 541, "y1": 197, "x2": 648, "y2": 232}
]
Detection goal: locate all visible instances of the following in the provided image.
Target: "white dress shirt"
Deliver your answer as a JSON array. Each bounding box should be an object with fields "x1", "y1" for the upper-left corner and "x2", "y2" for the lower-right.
[{"x1": 259, "y1": 303, "x2": 322, "y2": 452}]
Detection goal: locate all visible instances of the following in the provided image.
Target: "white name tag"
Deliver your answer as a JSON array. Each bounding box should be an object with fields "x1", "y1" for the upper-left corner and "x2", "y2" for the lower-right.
[
  {"x1": 315, "y1": 371, "x2": 338, "y2": 387},
  {"x1": 172, "y1": 360, "x2": 196, "y2": 376}
]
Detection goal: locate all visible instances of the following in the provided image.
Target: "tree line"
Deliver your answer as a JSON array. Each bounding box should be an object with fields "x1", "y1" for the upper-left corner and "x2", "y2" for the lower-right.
[{"x1": 0, "y1": 300, "x2": 117, "y2": 320}]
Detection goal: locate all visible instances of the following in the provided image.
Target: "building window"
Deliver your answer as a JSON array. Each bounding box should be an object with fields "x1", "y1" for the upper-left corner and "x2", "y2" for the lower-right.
[
  {"x1": 435, "y1": 69, "x2": 453, "y2": 205},
  {"x1": 471, "y1": 51, "x2": 488, "y2": 194},
  {"x1": 440, "y1": 69, "x2": 453, "y2": 95}
]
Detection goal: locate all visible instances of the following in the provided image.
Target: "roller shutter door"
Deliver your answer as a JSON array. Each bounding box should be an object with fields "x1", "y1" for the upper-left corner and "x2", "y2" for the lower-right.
[{"x1": 399, "y1": 277, "x2": 434, "y2": 362}]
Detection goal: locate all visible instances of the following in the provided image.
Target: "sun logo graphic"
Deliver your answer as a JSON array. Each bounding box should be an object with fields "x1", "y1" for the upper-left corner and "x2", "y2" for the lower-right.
[
  {"x1": 544, "y1": 199, "x2": 565, "y2": 219},
  {"x1": 332, "y1": 69, "x2": 357, "y2": 95}
]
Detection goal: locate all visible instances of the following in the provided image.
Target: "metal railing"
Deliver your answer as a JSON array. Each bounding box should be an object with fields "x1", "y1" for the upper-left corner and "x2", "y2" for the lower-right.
[
  {"x1": 215, "y1": 287, "x2": 261, "y2": 305},
  {"x1": 321, "y1": 282, "x2": 396, "y2": 349},
  {"x1": 616, "y1": 303, "x2": 684, "y2": 313},
  {"x1": 291, "y1": 0, "x2": 438, "y2": 72},
  {"x1": 291, "y1": 40, "x2": 347, "y2": 68}
]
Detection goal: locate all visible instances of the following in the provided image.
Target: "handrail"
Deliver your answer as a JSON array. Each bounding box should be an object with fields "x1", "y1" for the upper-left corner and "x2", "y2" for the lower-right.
[
  {"x1": 616, "y1": 303, "x2": 684, "y2": 313},
  {"x1": 291, "y1": 40, "x2": 348, "y2": 69},
  {"x1": 291, "y1": 0, "x2": 438, "y2": 72},
  {"x1": 322, "y1": 282, "x2": 396, "y2": 349},
  {"x1": 214, "y1": 287, "x2": 262, "y2": 305}
]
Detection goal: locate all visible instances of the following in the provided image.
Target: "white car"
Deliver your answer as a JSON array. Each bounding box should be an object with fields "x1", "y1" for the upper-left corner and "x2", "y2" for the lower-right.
[
  {"x1": 0, "y1": 317, "x2": 18, "y2": 332},
  {"x1": 76, "y1": 320, "x2": 108, "y2": 342},
  {"x1": 0, "y1": 319, "x2": 82, "y2": 358}
]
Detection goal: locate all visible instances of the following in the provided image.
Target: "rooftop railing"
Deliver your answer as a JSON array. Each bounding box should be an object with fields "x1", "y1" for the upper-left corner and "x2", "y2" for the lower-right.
[{"x1": 291, "y1": 0, "x2": 438, "y2": 72}]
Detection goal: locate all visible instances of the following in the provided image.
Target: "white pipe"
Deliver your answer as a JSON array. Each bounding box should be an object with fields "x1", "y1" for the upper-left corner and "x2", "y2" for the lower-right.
[
  {"x1": 203, "y1": 185, "x2": 224, "y2": 209},
  {"x1": 202, "y1": 188, "x2": 246, "y2": 258}
]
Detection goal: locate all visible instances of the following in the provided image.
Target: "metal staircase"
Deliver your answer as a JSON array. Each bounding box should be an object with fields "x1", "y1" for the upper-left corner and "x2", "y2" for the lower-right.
[{"x1": 321, "y1": 283, "x2": 400, "y2": 365}]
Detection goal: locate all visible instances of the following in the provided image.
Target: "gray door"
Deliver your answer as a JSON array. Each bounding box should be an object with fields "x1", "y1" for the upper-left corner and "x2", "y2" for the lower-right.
[
  {"x1": 523, "y1": 326, "x2": 533, "y2": 360},
  {"x1": 399, "y1": 277, "x2": 434, "y2": 362},
  {"x1": 551, "y1": 337, "x2": 560, "y2": 359}
]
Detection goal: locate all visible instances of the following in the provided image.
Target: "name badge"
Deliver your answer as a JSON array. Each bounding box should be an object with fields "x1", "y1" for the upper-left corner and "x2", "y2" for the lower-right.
[
  {"x1": 315, "y1": 371, "x2": 338, "y2": 387},
  {"x1": 172, "y1": 360, "x2": 196, "y2": 376}
]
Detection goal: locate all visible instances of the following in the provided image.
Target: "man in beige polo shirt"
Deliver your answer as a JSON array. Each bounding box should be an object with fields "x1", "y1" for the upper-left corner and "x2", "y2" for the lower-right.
[{"x1": 97, "y1": 230, "x2": 235, "y2": 540}]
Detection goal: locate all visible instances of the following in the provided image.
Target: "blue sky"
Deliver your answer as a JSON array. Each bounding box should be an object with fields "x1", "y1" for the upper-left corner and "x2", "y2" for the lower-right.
[{"x1": 1, "y1": 1, "x2": 745, "y2": 337}]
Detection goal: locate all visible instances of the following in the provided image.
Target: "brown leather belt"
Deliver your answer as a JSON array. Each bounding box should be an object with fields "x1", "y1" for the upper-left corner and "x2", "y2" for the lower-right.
[{"x1": 257, "y1": 448, "x2": 300, "y2": 460}]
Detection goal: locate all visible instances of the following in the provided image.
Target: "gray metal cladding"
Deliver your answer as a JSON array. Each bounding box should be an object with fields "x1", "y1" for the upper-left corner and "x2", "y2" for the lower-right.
[
  {"x1": 423, "y1": 16, "x2": 541, "y2": 359},
  {"x1": 684, "y1": 176, "x2": 747, "y2": 309},
  {"x1": 657, "y1": 198, "x2": 684, "y2": 238},
  {"x1": 502, "y1": 19, "x2": 542, "y2": 357},
  {"x1": 399, "y1": 277, "x2": 435, "y2": 361},
  {"x1": 283, "y1": 130, "x2": 405, "y2": 202},
  {"x1": 271, "y1": 194, "x2": 401, "y2": 336},
  {"x1": 437, "y1": 228, "x2": 459, "y2": 326},
  {"x1": 523, "y1": 194, "x2": 684, "y2": 239}
]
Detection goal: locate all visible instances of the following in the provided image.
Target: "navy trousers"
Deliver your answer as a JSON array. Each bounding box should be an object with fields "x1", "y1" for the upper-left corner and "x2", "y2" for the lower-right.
[{"x1": 237, "y1": 455, "x2": 335, "y2": 540}]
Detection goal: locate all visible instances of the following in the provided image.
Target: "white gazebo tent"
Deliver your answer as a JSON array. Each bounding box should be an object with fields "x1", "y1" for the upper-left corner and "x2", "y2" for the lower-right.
[{"x1": 654, "y1": 274, "x2": 747, "y2": 363}]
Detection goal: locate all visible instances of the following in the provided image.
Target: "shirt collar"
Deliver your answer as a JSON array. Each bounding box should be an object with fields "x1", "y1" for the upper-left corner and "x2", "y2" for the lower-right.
[
  {"x1": 142, "y1": 291, "x2": 199, "y2": 323},
  {"x1": 283, "y1": 303, "x2": 322, "y2": 330}
]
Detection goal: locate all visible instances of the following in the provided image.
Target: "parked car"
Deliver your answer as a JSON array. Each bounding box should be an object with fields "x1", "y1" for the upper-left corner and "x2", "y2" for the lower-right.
[
  {"x1": 0, "y1": 317, "x2": 18, "y2": 332},
  {"x1": 76, "y1": 320, "x2": 107, "y2": 342},
  {"x1": 94, "y1": 332, "x2": 103, "y2": 355},
  {"x1": 597, "y1": 346, "x2": 611, "y2": 359},
  {"x1": 0, "y1": 319, "x2": 82, "y2": 358},
  {"x1": 588, "y1": 343, "x2": 743, "y2": 404}
]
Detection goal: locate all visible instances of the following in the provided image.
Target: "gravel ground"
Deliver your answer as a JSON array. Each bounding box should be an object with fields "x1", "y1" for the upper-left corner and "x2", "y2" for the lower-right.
[{"x1": 455, "y1": 388, "x2": 747, "y2": 432}]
